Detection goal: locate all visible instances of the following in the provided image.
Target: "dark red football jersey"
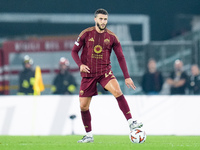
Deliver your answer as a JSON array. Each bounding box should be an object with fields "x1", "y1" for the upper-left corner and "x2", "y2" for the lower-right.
[{"x1": 71, "y1": 26, "x2": 130, "y2": 78}]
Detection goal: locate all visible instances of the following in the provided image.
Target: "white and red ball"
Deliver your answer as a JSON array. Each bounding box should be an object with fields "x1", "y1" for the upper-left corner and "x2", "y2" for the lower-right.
[{"x1": 129, "y1": 128, "x2": 146, "y2": 143}]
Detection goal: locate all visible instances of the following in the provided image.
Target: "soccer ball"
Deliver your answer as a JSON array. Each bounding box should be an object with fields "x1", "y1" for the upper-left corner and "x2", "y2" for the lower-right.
[{"x1": 129, "y1": 128, "x2": 146, "y2": 143}]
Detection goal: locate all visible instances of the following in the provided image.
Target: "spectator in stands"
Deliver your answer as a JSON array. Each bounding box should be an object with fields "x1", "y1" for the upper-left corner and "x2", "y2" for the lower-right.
[
  {"x1": 51, "y1": 57, "x2": 77, "y2": 95},
  {"x1": 187, "y1": 64, "x2": 200, "y2": 94},
  {"x1": 17, "y1": 55, "x2": 35, "y2": 95},
  {"x1": 166, "y1": 59, "x2": 188, "y2": 95},
  {"x1": 141, "y1": 58, "x2": 164, "y2": 95}
]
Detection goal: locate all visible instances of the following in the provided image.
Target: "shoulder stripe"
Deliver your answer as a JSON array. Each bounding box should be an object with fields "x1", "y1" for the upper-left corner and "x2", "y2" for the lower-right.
[
  {"x1": 79, "y1": 26, "x2": 95, "y2": 37},
  {"x1": 107, "y1": 29, "x2": 120, "y2": 42}
]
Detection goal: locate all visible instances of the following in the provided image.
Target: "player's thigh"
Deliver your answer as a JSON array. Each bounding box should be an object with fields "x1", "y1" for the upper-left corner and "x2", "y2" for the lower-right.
[
  {"x1": 104, "y1": 79, "x2": 123, "y2": 97},
  {"x1": 79, "y1": 77, "x2": 98, "y2": 97},
  {"x1": 79, "y1": 97, "x2": 92, "y2": 111}
]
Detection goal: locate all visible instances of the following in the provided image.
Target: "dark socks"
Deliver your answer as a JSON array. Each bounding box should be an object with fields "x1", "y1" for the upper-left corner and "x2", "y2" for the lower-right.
[
  {"x1": 116, "y1": 95, "x2": 132, "y2": 120},
  {"x1": 81, "y1": 109, "x2": 92, "y2": 132}
]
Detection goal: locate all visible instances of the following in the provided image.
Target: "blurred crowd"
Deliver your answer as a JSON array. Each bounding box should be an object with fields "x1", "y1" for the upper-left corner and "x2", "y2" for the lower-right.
[
  {"x1": 141, "y1": 58, "x2": 200, "y2": 95},
  {"x1": 12, "y1": 55, "x2": 200, "y2": 95}
]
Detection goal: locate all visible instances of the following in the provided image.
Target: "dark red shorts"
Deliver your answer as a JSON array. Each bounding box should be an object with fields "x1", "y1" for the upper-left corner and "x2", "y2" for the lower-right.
[{"x1": 79, "y1": 71, "x2": 116, "y2": 97}]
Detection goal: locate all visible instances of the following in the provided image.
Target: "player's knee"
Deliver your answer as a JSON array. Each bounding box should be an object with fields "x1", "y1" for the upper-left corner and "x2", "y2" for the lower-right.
[
  {"x1": 80, "y1": 105, "x2": 89, "y2": 111},
  {"x1": 113, "y1": 89, "x2": 123, "y2": 97}
]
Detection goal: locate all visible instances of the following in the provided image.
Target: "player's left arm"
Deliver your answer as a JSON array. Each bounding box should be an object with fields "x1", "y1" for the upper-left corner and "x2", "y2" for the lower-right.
[
  {"x1": 113, "y1": 41, "x2": 129, "y2": 78},
  {"x1": 125, "y1": 78, "x2": 136, "y2": 90},
  {"x1": 113, "y1": 39, "x2": 136, "y2": 90}
]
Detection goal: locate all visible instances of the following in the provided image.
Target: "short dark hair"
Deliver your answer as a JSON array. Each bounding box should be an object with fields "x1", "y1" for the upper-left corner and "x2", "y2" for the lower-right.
[{"x1": 94, "y1": 8, "x2": 108, "y2": 18}]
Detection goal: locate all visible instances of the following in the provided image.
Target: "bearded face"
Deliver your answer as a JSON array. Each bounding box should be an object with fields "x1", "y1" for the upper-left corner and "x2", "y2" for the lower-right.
[
  {"x1": 97, "y1": 22, "x2": 107, "y2": 31},
  {"x1": 95, "y1": 14, "x2": 108, "y2": 31}
]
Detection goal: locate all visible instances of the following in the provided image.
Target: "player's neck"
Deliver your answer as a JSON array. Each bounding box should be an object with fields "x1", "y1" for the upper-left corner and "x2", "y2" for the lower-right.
[{"x1": 95, "y1": 26, "x2": 105, "y2": 33}]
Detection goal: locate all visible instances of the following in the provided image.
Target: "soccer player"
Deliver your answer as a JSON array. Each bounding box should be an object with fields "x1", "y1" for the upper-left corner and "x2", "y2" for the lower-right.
[{"x1": 71, "y1": 8, "x2": 143, "y2": 143}]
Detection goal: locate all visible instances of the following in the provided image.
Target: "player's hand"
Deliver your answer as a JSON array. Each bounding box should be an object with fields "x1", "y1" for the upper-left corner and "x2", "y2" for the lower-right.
[
  {"x1": 80, "y1": 64, "x2": 90, "y2": 73},
  {"x1": 125, "y1": 78, "x2": 136, "y2": 90}
]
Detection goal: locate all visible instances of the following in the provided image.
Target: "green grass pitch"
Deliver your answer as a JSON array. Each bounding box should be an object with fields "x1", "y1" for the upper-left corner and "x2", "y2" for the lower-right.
[{"x1": 0, "y1": 135, "x2": 199, "y2": 150}]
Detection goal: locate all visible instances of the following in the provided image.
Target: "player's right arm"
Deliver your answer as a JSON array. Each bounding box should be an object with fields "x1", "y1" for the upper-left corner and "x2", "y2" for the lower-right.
[
  {"x1": 71, "y1": 30, "x2": 91, "y2": 73},
  {"x1": 80, "y1": 64, "x2": 90, "y2": 73},
  {"x1": 71, "y1": 35, "x2": 84, "y2": 67}
]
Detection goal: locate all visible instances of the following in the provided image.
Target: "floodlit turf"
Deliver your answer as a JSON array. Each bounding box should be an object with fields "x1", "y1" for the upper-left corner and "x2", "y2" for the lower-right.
[{"x1": 0, "y1": 135, "x2": 199, "y2": 150}]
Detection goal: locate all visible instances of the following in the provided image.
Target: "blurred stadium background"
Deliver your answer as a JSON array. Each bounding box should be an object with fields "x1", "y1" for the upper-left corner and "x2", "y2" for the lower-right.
[{"x1": 0, "y1": 0, "x2": 200, "y2": 95}]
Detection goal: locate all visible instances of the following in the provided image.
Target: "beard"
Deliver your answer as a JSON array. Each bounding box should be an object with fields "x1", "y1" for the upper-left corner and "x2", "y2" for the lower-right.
[{"x1": 97, "y1": 22, "x2": 107, "y2": 31}]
